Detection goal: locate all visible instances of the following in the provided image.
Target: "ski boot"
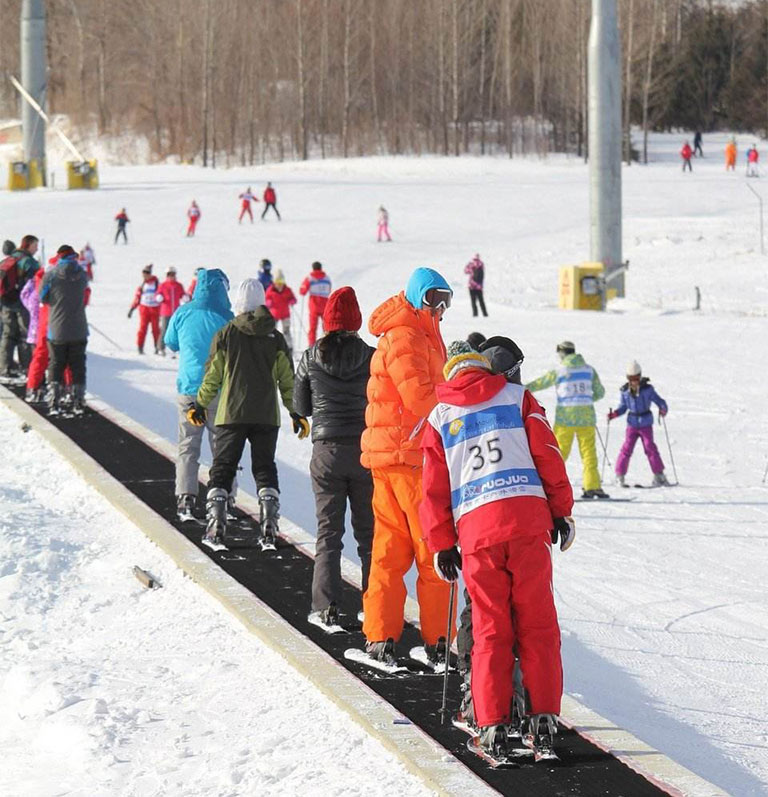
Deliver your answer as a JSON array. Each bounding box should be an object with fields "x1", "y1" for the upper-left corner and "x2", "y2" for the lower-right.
[
  {"x1": 71, "y1": 384, "x2": 86, "y2": 416},
  {"x1": 653, "y1": 471, "x2": 670, "y2": 487},
  {"x1": 137, "y1": 345, "x2": 144, "y2": 355},
  {"x1": 468, "y1": 724, "x2": 517, "y2": 767},
  {"x1": 509, "y1": 690, "x2": 526, "y2": 740},
  {"x1": 616, "y1": 474, "x2": 627, "y2": 487},
  {"x1": 455, "y1": 672, "x2": 476, "y2": 731},
  {"x1": 203, "y1": 487, "x2": 228, "y2": 550},
  {"x1": 177, "y1": 494, "x2": 197, "y2": 522},
  {"x1": 258, "y1": 487, "x2": 279, "y2": 551},
  {"x1": 522, "y1": 713, "x2": 559, "y2": 762},
  {"x1": 24, "y1": 387, "x2": 43, "y2": 403},
  {"x1": 307, "y1": 602, "x2": 343, "y2": 633},
  {"x1": 226, "y1": 495, "x2": 238, "y2": 522},
  {"x1": 46, "y1": 382, "x2": 62, "y2": 416},
  {"x1": 365, "y1": 638, "x2": 397, "y2": 667},
  {"x1": 581, "y1": 488, "x2": 610, "y2": 500},
  {"x1": 424, "y1": 636, "x2": 447, "y2": 669}
]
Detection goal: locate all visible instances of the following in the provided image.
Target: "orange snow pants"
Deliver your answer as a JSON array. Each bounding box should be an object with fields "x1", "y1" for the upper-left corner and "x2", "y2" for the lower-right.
[{"x1": 363, "y1": 466, "x2": 456, "y2": 646}]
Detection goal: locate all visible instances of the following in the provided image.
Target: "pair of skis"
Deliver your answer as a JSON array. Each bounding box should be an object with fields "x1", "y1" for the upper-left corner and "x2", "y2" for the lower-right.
[
  {"x1": 178, "y1": 509, "x2": 276, "y2": 554},
  {"x1": 343, "y1": 646, "x2": 446, "y2": 675}
]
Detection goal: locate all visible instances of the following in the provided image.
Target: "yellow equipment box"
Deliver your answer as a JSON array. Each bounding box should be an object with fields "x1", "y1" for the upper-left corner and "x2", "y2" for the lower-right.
[
  {"x1": 7, "y1": 159, "x2": 45, "y2": 190},
  {"x1": 67, "y1": 160, "x2": 99, "y2": 189},
  {"x1": 559, "y1": 262, "x2": 605, "y2": 311}
]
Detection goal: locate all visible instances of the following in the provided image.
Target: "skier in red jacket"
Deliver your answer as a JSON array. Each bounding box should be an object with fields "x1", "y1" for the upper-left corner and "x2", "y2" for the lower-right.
[
  {"x1": 156, "y1": 266, "x2": 187, "y2": 355},
  {"x1": 238, "y1": 187, "x2": 259, "y2": 223},
  {"x1": 187, "y1": 201, "x2": 201, "y2": 237},
  {"x1": 299, "y1": 262, "x2": 332, "y2": 346},
  {"x1": 265, "y1": 269, "x2": 297, "y2": 355},
  {"x1": 420, "y1": 338, "x2": 574, "y2": 764},
  {"x1": 681, "y1": 141, "x2": 693, "y2": 172},
  {"x1": 261, "y1": 182, "x2": 281, "y2": 221},
  {"x1": 128, "y1": 265, "x2": 161, "y2": 354}
]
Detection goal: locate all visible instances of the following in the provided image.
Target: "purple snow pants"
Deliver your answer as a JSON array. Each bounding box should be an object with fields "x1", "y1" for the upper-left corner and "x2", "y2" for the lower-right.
[{"x1": 615, "y1": 425, "x2": 664, "y2": 476}]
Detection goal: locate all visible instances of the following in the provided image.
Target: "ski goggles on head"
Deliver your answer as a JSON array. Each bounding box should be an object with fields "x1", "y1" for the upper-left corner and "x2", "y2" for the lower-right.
[{"x1": 422, "y1": 287, "x2": 453, "y2": 311}]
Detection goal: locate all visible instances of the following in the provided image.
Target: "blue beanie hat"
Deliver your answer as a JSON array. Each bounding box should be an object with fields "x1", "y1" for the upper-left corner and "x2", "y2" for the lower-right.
[{"x1": 404, "y1": 267, "x2": 452, "y2": 309}]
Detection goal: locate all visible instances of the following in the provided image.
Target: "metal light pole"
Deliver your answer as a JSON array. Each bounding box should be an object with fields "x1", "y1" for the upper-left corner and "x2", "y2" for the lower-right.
[
  {"x1": 588, "y1": 0, "x2": 623, "y2": 296},
  {"x1": 21, "y1": 0, "x2": 47, "y2": 183}
]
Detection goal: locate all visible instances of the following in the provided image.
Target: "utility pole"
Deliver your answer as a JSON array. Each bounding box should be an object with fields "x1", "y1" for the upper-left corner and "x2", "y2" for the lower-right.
[
  {"x1": 589, "y1": 0, "x2": 623, "y2": 296},
  {"x1": 21, "y1": 0, "x2": 47, "y2": 184}
]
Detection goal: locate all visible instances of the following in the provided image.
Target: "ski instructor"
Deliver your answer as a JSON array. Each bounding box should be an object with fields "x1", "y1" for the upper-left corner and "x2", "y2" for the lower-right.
[{"x1": 358, "y1": 267, "x2": 456, "y2": 668}]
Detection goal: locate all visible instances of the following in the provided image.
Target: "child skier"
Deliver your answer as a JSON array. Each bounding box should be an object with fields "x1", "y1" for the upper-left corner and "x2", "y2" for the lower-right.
[
  {"x1": 526, "y1": 341, "x2": 608, "y2": 499},
  {"x1": 238, "y1": 187, "x2": 258, "y2": 223},
  {"x1": 608, "y1": 360, "x2": 670, "y2": 487},
  {"x1": 187, "y1": 201, "x2": 201, "y2": 237},
  {"x1": 725, "y1": 138, "x2": 737, "y2": 171},
  {"x1": 262, "y1": 182, "x2": 281, "y2": 220},
  {"x1": 299, "y1": 261, "x2": 332, "y2": 345},
  {"x1": 680, "y1": 141, "x2": 693, "y2": 172},
  {"x1": 464, "y1": 253, "x2": 487, "y2": 318},
  {"x1": 747, "y1": 145, "x2": 759, "y2": 177},
  {"x1": 186, "y1": 279, "x2": 309, "y2": 550},
  {"x1": 114, "y1": 208, "x2": 130, "y2": 243},
  {"x1": 377, "y1": 206, "x2": 392, "y2": 242},
  {"x1": 293, "y1": 287, "x2": 375, "y2": 631},
  {"x1": 157, "y1": 266, "x2": 187, "y2": 356},
  {"x1": 128, "y1": 265, "x2": 161, "y2": 354},
  {"x1": 420, "y1": 338, "x2": 574, "y2": 763},
  {"x1": 265, "y1": 269, "x2": 297, "y2": 356}
]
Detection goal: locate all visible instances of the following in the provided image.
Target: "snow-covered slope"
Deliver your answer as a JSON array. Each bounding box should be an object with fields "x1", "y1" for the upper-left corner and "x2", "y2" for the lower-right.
[{"x1": 1, "y1": 130, "x2": 766, "y2": 794}]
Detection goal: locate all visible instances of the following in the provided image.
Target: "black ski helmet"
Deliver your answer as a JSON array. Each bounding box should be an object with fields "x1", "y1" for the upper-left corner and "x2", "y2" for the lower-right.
[
  {"x1": 2, "y1": 240, "x2": 15, "y2": 256},
  {"x1": 480, "y1": 336, "x2": 524, "y2": 382},
  {"x1": 260, "y1": 258, "x2": 272, "y2": 271},
  {"x1": 467, "y1": 331, "x2": 486, "y2": 350}
]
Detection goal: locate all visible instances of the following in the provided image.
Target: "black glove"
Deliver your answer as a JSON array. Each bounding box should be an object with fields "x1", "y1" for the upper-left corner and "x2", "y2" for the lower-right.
[
  {"x1": 290, "y1": 412, "x2": 310, "y2": 439},
  {"x1": 552, "y1": 516, "x2": 576, "y2": 552},
  {"x1": 185, "y1": 403, "x2": 207, "y2": 427},
  {"x1": 433, "y1": 547, "x2": 462, "y2": 582},
  {"x1": 127, "y1": 307, "x2": 135, "y2": 319}
]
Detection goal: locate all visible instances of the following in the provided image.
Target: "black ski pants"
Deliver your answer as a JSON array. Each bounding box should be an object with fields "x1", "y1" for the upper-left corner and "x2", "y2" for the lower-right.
[
  {"x1": 208, "y1": 423, "x2": 279, "y2": 494},
  {"x1": 0, "y1": 304, "x2": 31, "y2": 374},
  {"x1": 309, "y1": 439, "x2": 373, "y2": 612},
  {"x1": 682, "y1": 159, "x2": 692, "y2": 172},
  {"x1": 469, "y1": 289, "x2": 487, "y2": 317},
  {"x1": 261, "y1": 202, "x2": 281, "y2": 220},
  {"x1": 114, "y1": 226, "x2": 128, "y2": 244},
  {"x1": 48, "y1": 340, "x2": 87, "y2": 385}
]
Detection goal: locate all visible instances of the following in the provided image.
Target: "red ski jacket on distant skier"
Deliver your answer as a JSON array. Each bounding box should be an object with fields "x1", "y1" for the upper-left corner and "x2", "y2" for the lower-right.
[
  {"x1": 681, "y1": 143, "x2": 693, "y2": 161},
  {"x1": 157, "y1": 279, "x2": 187, "y2": 318},
  {"x1": 265, "y1": 284, "x2": 296, "y2": 321},
  {"x1": 263, "y1": 186, "x2": 276, "y2": 204}
]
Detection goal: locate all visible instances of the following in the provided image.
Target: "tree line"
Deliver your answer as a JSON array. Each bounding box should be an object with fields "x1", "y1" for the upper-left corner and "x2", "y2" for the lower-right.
[{"x1": 0, "y1": 0, "x2": 766, "y2": 165}]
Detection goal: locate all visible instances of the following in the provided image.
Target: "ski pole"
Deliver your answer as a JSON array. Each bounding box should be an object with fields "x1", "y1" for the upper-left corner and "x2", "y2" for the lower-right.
[
  {"x1": 439, "y1": 579, "x2": 456, "y2": 726},
  {"x1": 762, "y1": 458, "x2": 768, "y2": 485},
  {"x1": 600, "y1": 413, "x2": 611, "y2": 483},
  {"x1": 595, "y1": 424, "x2": 612, "y2": 472},
  {"x1": 88, "y1": 322, "x2": 125, "y2": 351},
  {"x1": 298, "y1": 294, "x2": 306, "y2": 345},
  {"x1": 661, "y1": 414, "x2": 679, "y2": 485}
]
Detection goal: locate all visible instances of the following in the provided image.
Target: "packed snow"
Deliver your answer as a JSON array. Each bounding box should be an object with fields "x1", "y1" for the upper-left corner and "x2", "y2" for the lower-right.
[{"x1": 1, "y1": 130, "x2": 767, "y2": 795}]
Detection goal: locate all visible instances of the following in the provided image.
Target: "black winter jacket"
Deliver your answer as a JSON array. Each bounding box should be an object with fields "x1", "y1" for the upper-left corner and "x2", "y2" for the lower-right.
[{"x1": 294, "y1": 333, "x2": 374, "y2": 442}]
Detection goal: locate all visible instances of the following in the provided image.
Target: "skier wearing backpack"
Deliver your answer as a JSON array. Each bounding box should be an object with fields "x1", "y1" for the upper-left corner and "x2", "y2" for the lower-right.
[
  {"x1": 420, "y1": 337, "x2": 574, "y2": 763},
  {"x1": 128, "y1": 265, "x2": 161, "y2": 354},
  {"x1": 164, "y1": 268, "x2": 234, "y2": 522},
  {"x1": 293, "y1": 287, "x2": 375, "y2": 631},
  {"x1": 299, "y1": 261, "x2": 332, "y2": 346},
  {"x1": 608, "y1": 361, "x2": 670, "y2": 487},
  {"x1": 1, "y1": 234, "x2": 40, "y2": 380},
  {"x1": 526, "y1": 341, "x2": 608, "y2": 499}
]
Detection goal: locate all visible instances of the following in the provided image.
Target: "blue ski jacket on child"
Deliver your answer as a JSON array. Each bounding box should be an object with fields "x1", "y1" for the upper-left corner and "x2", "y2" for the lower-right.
[
  {"x1": 164, "y1": 268, "x2": 233, "y2": 396},
  {"x1": 614, "y1": 378, "x2": 667, "y2": 428}
]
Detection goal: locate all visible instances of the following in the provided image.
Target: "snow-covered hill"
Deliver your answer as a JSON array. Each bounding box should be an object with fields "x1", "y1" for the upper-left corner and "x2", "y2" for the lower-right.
[{"x1": 1, "y1": 131, "x2": 766, "y2": 795}]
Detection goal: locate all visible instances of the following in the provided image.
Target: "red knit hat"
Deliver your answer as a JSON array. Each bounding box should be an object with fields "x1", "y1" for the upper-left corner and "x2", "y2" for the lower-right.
[{"x1": 323, "y1": 286, "x2": 362, "y2": 333}]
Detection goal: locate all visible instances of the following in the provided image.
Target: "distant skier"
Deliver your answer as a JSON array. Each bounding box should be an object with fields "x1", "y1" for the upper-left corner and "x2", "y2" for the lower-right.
[
  {"x1": 127, "y1": 265, "x2": 161, "y2": 354},
  {"x1": 114, "y1": 208, "x2": 130, "y2": 244},
  {"x1": 608, "y1": 361, "x2": 670, "y2": 487},
  {"x1": 265, "y1": 270, "x2": 297, "y2": 356},
  {"x1": 294, "y1": 287, "x2": 375, "y2": 631},
  {"x1": 186, "y1": 278, "x2": 309, "y2": 549},
  {"x1": 79, "y1": 243, "x2": 95, "y2": 281},
  {"x1": 238, "y1": 187, "x2": 258, "y2": 223},
  {"x1": 187, "y1": 201, "x2": 201, "y2": 237},
  {"x1": 261, "y1": 182, "x2": 281, "y2": 220},
  {"x1": 725, "y1": 138, "x2": 737, "y2": 171},
  {"x1": 747, "y1": 144, "x2": 759, "y2": 177},
  {"x1": 377, "y1": 205, "x2": 392, "y2": 242},
  {"x1": 526, "y1": 341, "x2": 608, "y2": 499},
  {"x1": 693, "y1": 131, "x2": 703, "y2": 157},
  {"x1": 299, "y1": 261, "x2": 332, "y2": 345},
  {"x1": 257, "y1": 258, "x2": 273, "y2": 291},
  {"x1": 420, "y1": 338, "x2": 574, "y2": 763},
  {"x1": 157, "y1": 267, "x2": 186, "y2": 356},
  {"x1": 164, "y1": 268, "x2": 234, "y2": 523},
  {"x1": 680, "y1": 141, "x2": 693, "y2": 172},
  {"x1": 464, "y1": 253, "x2": 487, "y2": 318}
]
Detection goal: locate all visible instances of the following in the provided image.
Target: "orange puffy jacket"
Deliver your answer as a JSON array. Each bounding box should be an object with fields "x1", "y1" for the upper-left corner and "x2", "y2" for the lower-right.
[{"x1": 361, "y1": 292, "x2": 447, "y2": 469}]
